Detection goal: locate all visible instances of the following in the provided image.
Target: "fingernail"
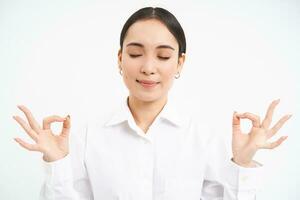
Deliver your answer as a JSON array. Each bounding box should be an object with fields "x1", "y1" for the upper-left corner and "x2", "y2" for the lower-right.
[
  {"x1": 66, "y1": 115, "x2": 70, "y2": 119},
  {"x1": 287, "y1": 114, "x2": 293, "y2": 118},
  {"x1": 275, "y1": 99, "x2": 280, "y2": 103}
]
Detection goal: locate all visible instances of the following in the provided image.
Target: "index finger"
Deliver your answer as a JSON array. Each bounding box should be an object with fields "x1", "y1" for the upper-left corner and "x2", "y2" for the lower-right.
[
  {"x1": 43, "y1": 115, "x2": 65, "y2": 130},
  {"x1": 236, "y1": 112, "x2": 261, "y2": 128},
  {"x1": 17, "y1": 105, "x2": 41, "y2": 132}
]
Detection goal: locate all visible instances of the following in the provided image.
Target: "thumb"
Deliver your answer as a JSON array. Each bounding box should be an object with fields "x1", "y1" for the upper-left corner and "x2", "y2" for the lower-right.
[
  {"x1": 232, "y1": 111, "x2": 241, "y2": 133},
  {"x1": 61, "y1": 115, "x2": 71, "y2": 137}
]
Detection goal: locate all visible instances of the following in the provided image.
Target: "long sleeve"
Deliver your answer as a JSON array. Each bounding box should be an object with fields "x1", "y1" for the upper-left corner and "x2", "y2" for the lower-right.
[
  {"x1": 201, "y1": 128, "x2": 263, "y2": 200},
  {"x1": 39, "y1": 124, "x2": 93, "y2": 200}
]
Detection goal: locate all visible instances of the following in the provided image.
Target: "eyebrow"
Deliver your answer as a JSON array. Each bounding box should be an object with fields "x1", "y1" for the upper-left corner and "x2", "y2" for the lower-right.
[{"x1": 126, "y1": 42, "x2": 175, "y2": 50}]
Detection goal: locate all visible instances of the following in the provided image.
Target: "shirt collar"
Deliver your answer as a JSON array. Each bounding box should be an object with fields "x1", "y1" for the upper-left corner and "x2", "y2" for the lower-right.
[{"x1": 104, "y1": 96, "x2": 184, "y2": 128}]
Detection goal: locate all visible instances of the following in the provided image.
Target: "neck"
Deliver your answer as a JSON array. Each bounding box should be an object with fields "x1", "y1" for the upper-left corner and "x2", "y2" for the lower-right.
[{"x1": 127, "y1": 95, "x2": 167, "y2": 133}]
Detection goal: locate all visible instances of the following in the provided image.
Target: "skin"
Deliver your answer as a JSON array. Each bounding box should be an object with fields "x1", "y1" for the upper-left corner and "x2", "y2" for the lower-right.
[
  {"x1": 13, "y1": 107, "x2": 70, "y2": 162},
  {"x1": 118, "y1": 19, "x2": 185, "y2": 132},
  {"x1": 232, "y1": 99, "x2": 292, "y2": 167},
  {"x1": 14, "y1": 19, "x2": 291, "y2": 167}
]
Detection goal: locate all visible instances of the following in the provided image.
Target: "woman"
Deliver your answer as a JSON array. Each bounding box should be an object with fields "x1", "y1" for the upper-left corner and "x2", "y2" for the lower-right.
[{"x1": 13, "y1": 7, "x2": 291, "y2": 200}]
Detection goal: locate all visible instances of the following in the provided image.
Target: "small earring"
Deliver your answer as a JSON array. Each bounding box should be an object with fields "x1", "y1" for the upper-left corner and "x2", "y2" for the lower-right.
[
  {"x1": 175, "y1": 72, "x2": 180, "y2": 79},
  {"x1": 119, "y1": 69, "x2": 123, "y2": 76}
]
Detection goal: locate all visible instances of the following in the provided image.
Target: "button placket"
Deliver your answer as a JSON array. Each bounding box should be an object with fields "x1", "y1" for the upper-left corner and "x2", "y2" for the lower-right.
[{"x1": 137, "y1": 138, "x2": 154, "y2": 200}]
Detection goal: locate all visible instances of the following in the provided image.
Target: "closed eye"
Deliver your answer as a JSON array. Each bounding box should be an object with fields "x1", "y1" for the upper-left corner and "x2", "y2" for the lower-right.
[
  {"x1": 158, "y1": 56, "x2": 170, "y2": 60},
  {"x1": 129, "y1": 54, "x2": 142, "y2": 58}
]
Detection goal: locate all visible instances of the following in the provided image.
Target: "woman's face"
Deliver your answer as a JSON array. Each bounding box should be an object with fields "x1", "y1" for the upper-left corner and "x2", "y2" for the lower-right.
[{"x1": 118, "y1": 19, "x2": 185, "y2": 103}]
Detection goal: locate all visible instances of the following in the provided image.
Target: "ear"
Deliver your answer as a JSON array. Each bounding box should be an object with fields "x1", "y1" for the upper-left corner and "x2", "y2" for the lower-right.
[
  {"x1": 177, "y1": 53, "x2": 186, "y2": 73},
  {"x1": 118, "y1": 49, "x2": 122, "y2": 70}
]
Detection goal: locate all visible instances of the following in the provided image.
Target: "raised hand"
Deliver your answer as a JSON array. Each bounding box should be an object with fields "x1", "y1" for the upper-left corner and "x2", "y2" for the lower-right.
[
  {"x1": 13, "y1": 105, "x2": 71, "y2": 162},
  {"x1": 232, "y1": 99, "x2": 292, "y2": 167}
]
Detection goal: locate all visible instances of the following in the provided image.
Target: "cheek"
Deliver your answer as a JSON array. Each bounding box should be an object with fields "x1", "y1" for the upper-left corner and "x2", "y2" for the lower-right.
[
  {"x1": 160, "y1": 63, "x2": 177, "y2": 80},
  {"x1": 122, "y1": 60, "x2": 139, "y2": 79}
]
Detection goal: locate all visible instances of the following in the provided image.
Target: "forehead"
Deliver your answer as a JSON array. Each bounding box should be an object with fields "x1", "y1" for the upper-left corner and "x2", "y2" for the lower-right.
[{"x1": 123, "y1": 19, "x2": 178, "y2": 49}]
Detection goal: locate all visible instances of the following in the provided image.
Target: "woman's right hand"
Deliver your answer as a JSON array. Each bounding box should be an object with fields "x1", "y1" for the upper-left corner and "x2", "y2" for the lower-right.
[{"x1": 13, "y1": 105, "x2": 71, "y2": 162}]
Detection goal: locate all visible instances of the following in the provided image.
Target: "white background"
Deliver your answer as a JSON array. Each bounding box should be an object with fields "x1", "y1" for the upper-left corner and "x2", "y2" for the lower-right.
[{"x1": 0, "y1": 0, "x2": 299, "y2": 199}]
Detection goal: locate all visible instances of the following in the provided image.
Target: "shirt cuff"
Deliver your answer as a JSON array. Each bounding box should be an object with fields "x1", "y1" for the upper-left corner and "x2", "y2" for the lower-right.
[
  {"x1": 43, "y1": 154, "x2": 73, "y2": 185},
  {"x1": 222, "y1": 159, "x2": 264, "y2": 191}
]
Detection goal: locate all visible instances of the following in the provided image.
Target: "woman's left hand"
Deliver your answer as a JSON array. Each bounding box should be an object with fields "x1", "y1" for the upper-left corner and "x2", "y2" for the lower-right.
[{"x1": 232, "y1": 99, "x2": 292, "y2": 167}]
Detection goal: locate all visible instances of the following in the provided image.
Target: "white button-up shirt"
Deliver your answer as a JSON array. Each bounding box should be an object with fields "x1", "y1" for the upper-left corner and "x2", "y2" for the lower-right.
[{"x1": 40, "y1": 97, "x2": 262, "y2": 200}]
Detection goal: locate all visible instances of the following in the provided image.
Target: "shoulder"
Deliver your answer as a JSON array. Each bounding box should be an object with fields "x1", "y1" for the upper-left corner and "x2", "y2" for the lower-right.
[
  {"x1": 185, "y1": 102, "x2": 228, "y2": 150},
  {"x1": 85, "y1": 110, "x2": 118, "y2": 135},
  {"x1": 69, "y1": 104, "x2": 119, "y2": 141}
]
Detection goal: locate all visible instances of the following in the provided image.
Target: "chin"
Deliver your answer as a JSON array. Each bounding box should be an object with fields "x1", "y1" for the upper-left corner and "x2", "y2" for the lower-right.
[{"x1": 132, "y1": 92, "x2": 166, "y2": 103}]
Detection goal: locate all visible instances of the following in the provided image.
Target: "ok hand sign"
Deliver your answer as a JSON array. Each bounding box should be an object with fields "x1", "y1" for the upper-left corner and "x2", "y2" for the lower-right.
[
  {"x1": 232, "y1": 99, "x2": 292, "y2": 167},
  {"x1": 14, "y1": 105, "x2": 71, "y2": 162}
]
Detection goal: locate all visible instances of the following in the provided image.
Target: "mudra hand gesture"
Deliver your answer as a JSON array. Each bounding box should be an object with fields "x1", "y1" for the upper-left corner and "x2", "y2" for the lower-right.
[
  {"x1": 13, "y1": 105, "x2": 71, "y2": 162},
  {"x1": 232, "y1": 99, "x2": 292, "y2": 167}
]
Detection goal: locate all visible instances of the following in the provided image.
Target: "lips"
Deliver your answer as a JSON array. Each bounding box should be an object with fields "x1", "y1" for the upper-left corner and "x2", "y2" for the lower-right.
[
  {"x1": 137, "y1": 79, "x2": 159, "y2": 84},
  {"x1": 136, "y1": 79, "x2": 160, "y2": 88}
]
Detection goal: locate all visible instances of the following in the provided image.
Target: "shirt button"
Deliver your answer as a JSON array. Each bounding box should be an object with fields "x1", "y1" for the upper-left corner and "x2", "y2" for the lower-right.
[
  {"x1": 240, "y1": 175, "x2": 248, "y2": 182},
  {"x1": 140, "y1": 138, "x2": 148, "y2": 144}
]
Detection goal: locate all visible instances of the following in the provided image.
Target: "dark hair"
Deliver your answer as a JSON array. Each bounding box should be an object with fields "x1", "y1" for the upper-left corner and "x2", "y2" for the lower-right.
[{"x1": 119, "y1": 7, "x2": 186, "y2": 56}]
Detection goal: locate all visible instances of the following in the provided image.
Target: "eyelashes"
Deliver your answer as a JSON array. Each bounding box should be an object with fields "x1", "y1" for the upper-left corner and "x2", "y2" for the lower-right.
[
  {"x1": 129, "y1": 54, "x2": 170, "y2": 60},
  {"x1": 129, "y1": 54, "x2": 141, "y2": 58},
  {"x1": 158, "y1": 56, "x2": 170, "y2": 60}
]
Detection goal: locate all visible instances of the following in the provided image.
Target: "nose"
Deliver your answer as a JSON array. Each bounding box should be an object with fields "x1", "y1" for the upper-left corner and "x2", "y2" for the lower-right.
[{"x1": 140, "y1": 56, "x2": 157, "y2": 75}]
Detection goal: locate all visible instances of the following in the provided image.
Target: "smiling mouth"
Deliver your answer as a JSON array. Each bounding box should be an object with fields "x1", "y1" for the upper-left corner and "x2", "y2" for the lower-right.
[
  {"x1": 136, "y1": 79, "x2": 160, "y2": 88},
  {"x1": 136, "y1": 80, "x2": 160, "y2": 83}
]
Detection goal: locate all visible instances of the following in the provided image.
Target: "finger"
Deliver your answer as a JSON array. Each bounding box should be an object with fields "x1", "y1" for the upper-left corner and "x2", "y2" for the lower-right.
[
  {"x1": 17, "y1": 105, "x2": 41, "y2": 131},
  {"x1": 262, "y1": 136, "x2": 288, "y2": 149},
  {"x1": 61, "y1": 115, "x2": 71, "y2": 137},
  {"x1": 43, "y1": 115, "x2": 65, "y2": 130},
  {"x1": 232, "y1": 111, "x2": 241, "y2": 134},
  {"x1": 261, "y1": 99, "x2": 280, "y2": 129},
  {"x1": 236, "y1": 112, "x2": 261, "y2": 128},
  {"x1": 267, "y1": 114, "x2": 292, "y2": 138},
  {"x1": 13, "y1": 116, "x2": 38, "y2": 141},
  {"x1": 14, "y1": 138, "x2": 39, "y2": 151}
]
